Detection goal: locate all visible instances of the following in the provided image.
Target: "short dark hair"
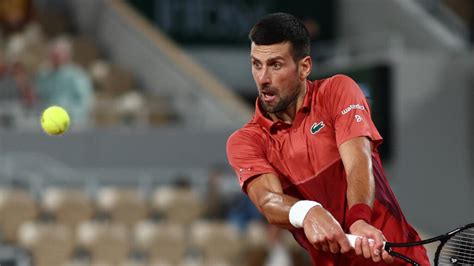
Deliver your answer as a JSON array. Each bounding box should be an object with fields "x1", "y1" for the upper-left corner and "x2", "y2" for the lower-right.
[{"x1": 249, "y1": 13, "x2": 310, "y2": 61}]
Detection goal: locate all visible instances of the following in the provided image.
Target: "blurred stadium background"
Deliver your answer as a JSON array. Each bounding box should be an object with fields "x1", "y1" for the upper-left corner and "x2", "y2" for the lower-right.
[{"x1": 0, "y1": 0, "x2": 472, "y2": 265}]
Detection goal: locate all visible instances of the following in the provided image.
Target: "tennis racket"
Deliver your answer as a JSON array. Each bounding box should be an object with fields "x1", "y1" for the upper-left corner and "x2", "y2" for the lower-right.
[{"x1": 346, "y1": 223, "x2": 474, "y2": 266}]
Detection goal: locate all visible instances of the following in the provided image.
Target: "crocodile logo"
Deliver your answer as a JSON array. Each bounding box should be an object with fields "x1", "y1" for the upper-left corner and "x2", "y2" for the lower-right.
[{"x1": 310, "y1": 121, "x2": 325, "y2": 135}]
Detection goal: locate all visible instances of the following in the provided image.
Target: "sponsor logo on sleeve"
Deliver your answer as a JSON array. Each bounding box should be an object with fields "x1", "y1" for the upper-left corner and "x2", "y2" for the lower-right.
[{"x1": 341, "y1": 104, "x2": 365, "y2": 115}]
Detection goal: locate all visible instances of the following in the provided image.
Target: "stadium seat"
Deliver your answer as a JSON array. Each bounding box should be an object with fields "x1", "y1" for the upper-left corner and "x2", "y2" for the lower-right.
[
  {"x1": 5, "y1": 25, "x2": 46, "y2": 74},
  {"x1": 90, "y1": 60, "x2": 151, "y2": 127},
  {"x1": 152, "y1": 187, "x2": 202, "y2": 226},
  {"x1": 71, "y1": 36, "x2": 100, "y2": 69},
  {"x1": 65, "y1": 260, "x2": 137, "y2": 266},
  {"x1": 245, "y1": 221, "x2": 269, "y2": 247},
  {"x1": 90, "y1": 62, "x2": 135, "y2": 97},
  {"x1": 62, "y1": 260, "x2": 90, "y2": 266},
  {"x1": 190, "y1": 221, "x2": 241, "y2": 265},
  {"x1": 119, "y1": 260, "x2": 148, "y2": 266},
  {"x1": 96, "y1": 187, "x2": 149, "y2": 227},
  {"x1": 65, "y1": 259, "x2": 148, "y2": 266},
  {"x1": 134, "y1": 220, "x2": 187, "y2": 265},
  {"x1": 0, "y1": 188, "x2": 38, "y2": 243},
  {"x1": 18, "y1": 221, "x2": 74, "y2": 266},
  {"x1": 243, "y1": 221, "x2": 269, "y2": 266},
  {"x1": 77, "y1": 221, "x2": 130, "y2": 265},
  {"x1": 41, "y1": 187, "x2": 94, "y2": 228},
  {"x1": 281, "y1": 229, "x2": 310, "y2": 265},
  {"x1": 145, "y1": 94, "x2": 176, "y2": 126}
]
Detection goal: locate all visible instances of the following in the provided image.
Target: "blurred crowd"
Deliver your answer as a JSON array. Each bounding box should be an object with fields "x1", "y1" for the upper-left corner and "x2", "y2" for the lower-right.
[
  {"x1": 0, "y1": 0, "x2": 177, "y2": 130},
  {"x1": 0, "y1": 166, "x2": 311, "y2": 266}
]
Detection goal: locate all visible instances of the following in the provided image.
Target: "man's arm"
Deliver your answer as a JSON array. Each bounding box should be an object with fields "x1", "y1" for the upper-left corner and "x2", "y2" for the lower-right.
[
  {"x1": 246, "y1": 173, "x2": 297, "y2": 229},
  {"x1": 339, "y1": 136, "x2": 375, "y2": 211},
  {"x1": 246, "y1": 173, "x2": 352, "y2": 254},
  {"x1": 339, "y1": 136, "x2": 394, "y2": 263}
]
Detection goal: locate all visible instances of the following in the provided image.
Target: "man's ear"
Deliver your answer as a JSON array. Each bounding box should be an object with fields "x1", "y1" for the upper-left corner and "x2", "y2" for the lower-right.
[{"x1": 299, "y1": 56, "x2": 312, "y2": 80}]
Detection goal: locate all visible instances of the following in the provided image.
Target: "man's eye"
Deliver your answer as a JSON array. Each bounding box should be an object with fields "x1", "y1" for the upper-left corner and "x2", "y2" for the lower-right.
[
  {"x1": 253, "y1": 61, "x2": 262, "y2": 68},
  {"x1": 272, "y1": 62, "x2": 282, "y2": 69}
]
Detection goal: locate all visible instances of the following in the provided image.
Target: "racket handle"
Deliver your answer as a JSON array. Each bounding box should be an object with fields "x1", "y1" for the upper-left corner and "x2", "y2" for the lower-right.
[{"x1": 346, "y1": 234, "x2": 385, "y2": 249}]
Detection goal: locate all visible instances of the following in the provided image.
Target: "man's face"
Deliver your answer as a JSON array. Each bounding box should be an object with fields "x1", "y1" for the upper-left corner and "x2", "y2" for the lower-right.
[
  {"x1": 251, "y1": 42, "x2": 303, "y2": 114},
  {"x1": 49, "y1": 49, "x2": 62, "y2": 68},
  {"x1": 48, "y1": 43, "x2": 70, "y2": 68}
]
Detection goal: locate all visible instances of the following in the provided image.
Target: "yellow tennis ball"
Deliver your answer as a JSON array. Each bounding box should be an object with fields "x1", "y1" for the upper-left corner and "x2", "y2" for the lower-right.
[{"x1": 41, "y1": 106, "x2": 70, "y2": 135}]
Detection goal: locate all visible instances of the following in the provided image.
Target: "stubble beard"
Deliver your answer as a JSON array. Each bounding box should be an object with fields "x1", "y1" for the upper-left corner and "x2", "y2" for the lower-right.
[{"x1": 259, "y1": 84, "x2": 301, "y2": 114}]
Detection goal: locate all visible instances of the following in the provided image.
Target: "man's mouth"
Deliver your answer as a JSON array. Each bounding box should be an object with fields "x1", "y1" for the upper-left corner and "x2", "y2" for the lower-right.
[{"x1": 261, "y1": 91, "x2": 276, "y2": 103}]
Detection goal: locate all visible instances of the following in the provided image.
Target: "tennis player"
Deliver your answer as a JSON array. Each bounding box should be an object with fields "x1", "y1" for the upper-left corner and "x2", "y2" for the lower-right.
[{"x1": 226, "y1": 13, "x2": 429, "y2": 265}]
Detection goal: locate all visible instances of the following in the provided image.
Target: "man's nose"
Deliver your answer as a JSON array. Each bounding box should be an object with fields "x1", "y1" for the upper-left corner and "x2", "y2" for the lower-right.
[{"x1": 257, "y1": 67, "x2": 271, "y2": 85}]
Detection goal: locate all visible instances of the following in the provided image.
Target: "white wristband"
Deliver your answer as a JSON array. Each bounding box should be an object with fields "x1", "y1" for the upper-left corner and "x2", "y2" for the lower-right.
[{"x1": 289, "y1": 200, "x2": 322, "y2": 228}]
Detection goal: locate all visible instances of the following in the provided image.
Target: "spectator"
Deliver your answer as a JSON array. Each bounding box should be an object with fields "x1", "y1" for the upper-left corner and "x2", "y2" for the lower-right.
[
  {"x1": 204, "y1": 165, "x2": 228, "y2": 220},
  {"x1": 35, "y1": 37, "x2": 94, "y2": 126},
  {"x1": 0, "y1": 0, "x2": 34, "y2": 35},
  {"x1": 204, "y1": 165, "x2": 263, "y2": 229},
  {"x1": 227, "y1": 193, "x2": 263, "y2": 231},
  {"x1": 0, "y1": 51, "x2": 36, "y2": 107}
]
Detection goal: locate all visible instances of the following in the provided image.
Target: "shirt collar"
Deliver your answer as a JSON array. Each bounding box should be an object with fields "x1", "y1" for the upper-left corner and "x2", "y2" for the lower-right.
[{"x1": 254, "y1": 80, "x2": 314, "y2": 132}]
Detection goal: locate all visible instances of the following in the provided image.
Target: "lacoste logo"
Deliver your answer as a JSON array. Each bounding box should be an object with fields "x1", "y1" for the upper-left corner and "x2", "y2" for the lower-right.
[{"x1": 310, "y1": 121, "x2": 325, "y2": 134}]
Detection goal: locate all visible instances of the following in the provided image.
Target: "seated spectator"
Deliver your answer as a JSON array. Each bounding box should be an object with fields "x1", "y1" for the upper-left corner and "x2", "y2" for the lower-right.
[
  {"x1": 227, "y1": 193, "x2": 263, "y2": 231},
  {"x1": 0, "y1": 0, "x2": 33, "y2": 35},
  {"x1": 204, "y1": 166, "x2": 228, "y2": 220},
  {"x1": 0, "y1": 51, "x2": 36, "y2": 107},
  {"x1": 205, "y1": 164, "x2": 263, "y2": 230},
  {"x1": 35, "y1": 37, "x2": 94, "y2": 126}
]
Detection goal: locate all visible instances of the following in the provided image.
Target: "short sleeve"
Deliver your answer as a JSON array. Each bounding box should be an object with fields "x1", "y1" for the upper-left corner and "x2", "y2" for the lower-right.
[
  {"x1": 325, "y1": 75, "x2": 383, "y2": 147},
  {"x1": 226, "y1": 129, "x2": 278, "y2": 193}
]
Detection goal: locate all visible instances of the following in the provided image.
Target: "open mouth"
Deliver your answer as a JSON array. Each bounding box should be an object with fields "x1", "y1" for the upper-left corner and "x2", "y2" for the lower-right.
[{"x1": 261, "y1": 91, "x2": 276, "y2": 102}]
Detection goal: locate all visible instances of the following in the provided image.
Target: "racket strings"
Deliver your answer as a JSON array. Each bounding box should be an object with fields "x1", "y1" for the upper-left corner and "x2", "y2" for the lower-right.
[{"x1": 438, "y1": 228, "x2": 474, "y2": 264}]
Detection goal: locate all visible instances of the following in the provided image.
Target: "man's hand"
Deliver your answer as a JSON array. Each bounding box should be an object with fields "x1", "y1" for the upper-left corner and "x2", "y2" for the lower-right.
[
  {"x1": 303, "y1": 205, "x2": 352, "y2": 254},
  {"x1": 349, "y1": 220, "x2": 395, "y2": 263}
]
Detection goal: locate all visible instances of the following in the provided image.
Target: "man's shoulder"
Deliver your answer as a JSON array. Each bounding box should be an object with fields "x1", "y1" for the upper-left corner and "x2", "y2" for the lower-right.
[
  {"x1": 311, "y1": 74, "x2": 359, "y2": 104},
  {"x1": 226, "y1": 122, "x2": 269, "y2": 159},
  {"x1": 313, "y1": 74, "x2": 355, "y2": 93},
  {"x1": 227, "y1": 121, "x2": 267, "y2": 145},
  {"x1": 229, "y1": 121, "x2": 266, "y2": 139},
  {"x1": 328, "y1": 74, "x2": 357, "y2": 88}
]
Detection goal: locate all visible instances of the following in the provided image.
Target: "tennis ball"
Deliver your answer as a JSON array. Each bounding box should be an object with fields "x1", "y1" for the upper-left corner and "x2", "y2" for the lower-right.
[{"x1": 41, "y1": 106, "x2": 70, "y2": 135}]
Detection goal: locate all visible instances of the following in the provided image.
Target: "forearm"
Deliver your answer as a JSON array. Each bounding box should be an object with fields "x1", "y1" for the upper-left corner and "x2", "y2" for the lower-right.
[
  {"x1": 246, "y1": 173, "x2": 352, "y2": 254},
  {"x1": 339, "y1": 137, "x2": 377, "y2": 230},
  {"x1": 256, "y1": 191, "x2": 299, "y2": 229},
  {"x1": 340, "y1": 137, "x2": 375, "y2": 208},
  {"x1": 246, "y1": 173, "x2": 301, "y2": 229},
  {"x1": 346, "y1": 160, "x2": 374, "y2": 208}
]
